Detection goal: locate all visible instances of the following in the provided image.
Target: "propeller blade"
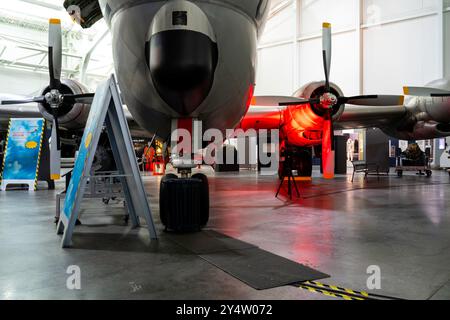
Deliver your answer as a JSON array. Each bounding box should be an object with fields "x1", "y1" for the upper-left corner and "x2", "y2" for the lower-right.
[
  {"x1": 322, "y1": 112, "x2": 334, "y2": 179},
  {"x1": 430, "y1": 93, "x2": 450, "y2": 97},
  {"x1": 63, "y1": 93, "x2": 95, "y2": 104},
  {"x1": 48, "y1": 19, "x2": 62, "y2": 90},
  {"x1": 279, "y1": 98, "x2": 321, "y2": 106},
  {"x1": 341, "y1": 95, "x2": 405, "y2": 106},
  {"x1": 50, "y1": 118, "x2": 61, "y2": 180},
  {"x1": 251, "y1": 96, "x2": 314, "y2": 106},
  {"x1": 322, "y1": 22, "x2": 332, "y2": 92},
  {"x1": 0, "y1": 96, "x2": 45, "y2": 105},
  {"x1": 403, "y1": 86, "x2": 450, "y2": 97},
  {"x1": 50, "y1": 108, "x2": 61, "y2": 151}
]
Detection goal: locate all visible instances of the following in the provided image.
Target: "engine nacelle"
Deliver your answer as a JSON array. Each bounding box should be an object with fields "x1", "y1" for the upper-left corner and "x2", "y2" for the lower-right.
[
  {"x1": 424, "y1": 98, "x2": 450, "y2": 123},
  {"x1": 403, "y1": 96, "x2": 450, "y2": 124},
  {"x1": 38, "y1": 79, "x2": 91, "y2": 130},
  {"x1": 293, "y1": 81, "x2": 345, "y2": 121},
  {"x1": 382, "y1": 121, "x2": 450, "y2": 141},
  {"x1": 279, "y1": 82, "x2": 345, "y2": 147}
]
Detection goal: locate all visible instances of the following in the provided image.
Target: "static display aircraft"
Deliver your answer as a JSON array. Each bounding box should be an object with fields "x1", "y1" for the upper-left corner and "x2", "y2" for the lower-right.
[{"x1": 1, "y1": 0, "x2": 450, "y2": 231}]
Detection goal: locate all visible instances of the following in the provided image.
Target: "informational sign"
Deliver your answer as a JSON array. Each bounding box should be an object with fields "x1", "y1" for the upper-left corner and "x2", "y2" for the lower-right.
[
  {"x1": 389, "y1": 140, "x2": 396, "y2": 158},
  {"x1": 1, "y1": 118, "x2": 45, "y2": 191},
  {"x1": 57, "y1": 75, "x2": 157, "y2": 248},
  {"x1": 61, "y1": 84, "x2": 108, "y2": 223}
]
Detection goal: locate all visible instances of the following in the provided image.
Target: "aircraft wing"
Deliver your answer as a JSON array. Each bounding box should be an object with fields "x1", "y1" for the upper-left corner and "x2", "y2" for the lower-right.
[
  {"x1": 242, "y1": 99, "x2": 415, "y2": 150},
  {"x1": 1, "y1": 93, "x2": 152, "y2": 139},
  {"x1": 0, "y1": 94, "x2": 42, "y2": 130},
  {"x1": 245, "y1": 102, "x2": 407, "y2": 131},
  {"x1": 334, "y1": 104, "x2": 407, "y2": 130},
  {"x1": 238, "y1": 106, "x2": 284, "y2": 131}
]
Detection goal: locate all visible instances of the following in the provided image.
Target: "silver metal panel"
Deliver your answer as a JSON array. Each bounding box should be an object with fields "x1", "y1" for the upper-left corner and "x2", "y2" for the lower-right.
[
  {"x1": 107, "y1": 0, "x2": 265, "y2": 139},
  {"x1": 102, "y1": 0, "x2": 268, "y2": 35},
  {"x1": 149, "y1": 0, "x2": 216, "y2": 41}
]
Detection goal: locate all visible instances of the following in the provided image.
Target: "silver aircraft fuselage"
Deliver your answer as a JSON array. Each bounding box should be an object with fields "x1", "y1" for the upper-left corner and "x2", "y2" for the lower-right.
[{"x1": 98, "y1": 0, "x2": 270, "y2": 139}]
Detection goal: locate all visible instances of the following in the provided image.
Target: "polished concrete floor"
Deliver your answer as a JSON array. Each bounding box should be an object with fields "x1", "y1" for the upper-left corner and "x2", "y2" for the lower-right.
[{"x1": 0, "y1": 168, "x2": 449, "y2": 300}]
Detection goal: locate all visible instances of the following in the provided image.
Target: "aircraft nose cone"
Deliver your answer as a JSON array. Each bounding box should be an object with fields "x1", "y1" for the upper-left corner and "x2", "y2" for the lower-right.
[
  {"x1": 148, "y1": 29, "x2": 218, "y2": 115},
  {"x1": 147, "y1": 1, "x2": 218, "y2": 116}
]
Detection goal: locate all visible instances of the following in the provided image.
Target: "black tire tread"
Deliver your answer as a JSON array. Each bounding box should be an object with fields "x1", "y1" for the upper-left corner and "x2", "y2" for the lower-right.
[
  {"x1": 159, "y1": 175, "x2": 208, "y2": 232},
  {"x1": 192, "y1": 173, "x2": 210, "y2": 226}
]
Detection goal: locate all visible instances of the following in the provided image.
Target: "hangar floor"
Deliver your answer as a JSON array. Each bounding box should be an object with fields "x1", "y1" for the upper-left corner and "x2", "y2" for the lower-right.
[{"x1": 0, "y1": 169, "x2": 449, "y2": 300}]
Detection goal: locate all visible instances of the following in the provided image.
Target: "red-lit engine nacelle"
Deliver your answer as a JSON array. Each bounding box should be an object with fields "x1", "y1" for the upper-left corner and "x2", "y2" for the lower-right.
[{"x1": 283, "y1": 81, "x2": 344, "y2": 147}]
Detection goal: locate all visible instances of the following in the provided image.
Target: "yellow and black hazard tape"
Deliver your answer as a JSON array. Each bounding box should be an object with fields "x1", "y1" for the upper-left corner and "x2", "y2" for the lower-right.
[
  {"x1": 34, "y1": 119, "x2": 46, "y2": 191},
  {"x1": 304, "y1": 281, "x2": 370, "y2": 299},
  {"x1": 298, "y1": 284, "x2": 366, "y2": 301},
  {"x1": 298, "y1": 281, "x2": 404, "y2": 301},
  {"x1": 0, "y1": 119, "x2": 12, "y2": 185}
]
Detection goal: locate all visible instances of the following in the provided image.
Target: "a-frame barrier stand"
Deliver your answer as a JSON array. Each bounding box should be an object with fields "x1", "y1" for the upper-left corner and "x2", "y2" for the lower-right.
[{"x1": 57, "y1": 75, "x2": 158, "y2": 248}]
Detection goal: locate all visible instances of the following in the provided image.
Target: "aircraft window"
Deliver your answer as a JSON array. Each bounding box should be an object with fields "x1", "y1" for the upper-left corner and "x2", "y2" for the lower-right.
[
  {"x1": 256, "y1": 0, "x2": 269, "y2": 20},
  {"x1": 173, "y1": 11, "x2": 188, "y2": 26}
]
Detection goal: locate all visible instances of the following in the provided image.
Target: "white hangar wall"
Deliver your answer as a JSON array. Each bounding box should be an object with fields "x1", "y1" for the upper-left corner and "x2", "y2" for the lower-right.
[
  {"x1": 445, "y1": 0, "x2": 450, "y2": 78},
  {"x1": 256, "y1": 0, "x2": 447, "y2": 97},
  {"x1": 0, "y1": 69, "x2": 49, "y2": 96},
  {"x1": 256, "y1": 2, "x2": 296, "y2": 96}
]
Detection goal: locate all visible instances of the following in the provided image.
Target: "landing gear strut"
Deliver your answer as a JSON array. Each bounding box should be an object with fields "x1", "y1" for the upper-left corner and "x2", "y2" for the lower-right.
[{"x1": 160, "y1": 118, "x2": 210, "y2": 232}]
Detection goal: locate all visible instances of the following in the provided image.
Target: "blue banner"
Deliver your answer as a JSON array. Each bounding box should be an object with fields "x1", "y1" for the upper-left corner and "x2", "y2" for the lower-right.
[
  {"x1": 63, "y1": 85, "x2": 108, "y2": 219},
  {"x1": 1, "y1": 118, "x2": 45, "y2": 181}
]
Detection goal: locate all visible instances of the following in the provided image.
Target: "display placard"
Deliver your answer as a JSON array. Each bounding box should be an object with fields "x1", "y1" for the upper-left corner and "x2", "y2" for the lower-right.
[
  {"x1": 1, "y1": 118, "x2": 45, "y2": 191},
  {"x1": 57, "y1": 76, "x2": 157, "y2": 248},
  {"x1": 61, "y1": 84, "x2": 109, "y2": 223}
]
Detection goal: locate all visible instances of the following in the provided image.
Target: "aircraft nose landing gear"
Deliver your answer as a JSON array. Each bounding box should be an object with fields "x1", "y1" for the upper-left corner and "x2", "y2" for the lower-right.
[
  {"x1": 160, "y1": 118, "x2": 210, "y2": 232},
  {"x1": 159, "y1": 169, "x2": 210, "y2": 232}
]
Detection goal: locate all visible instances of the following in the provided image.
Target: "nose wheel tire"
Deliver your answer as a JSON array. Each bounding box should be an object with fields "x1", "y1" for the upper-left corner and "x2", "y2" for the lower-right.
[
  {"x1": 191, "y1": 173, "x2": 210, "y2": 226},
  {"x1": 159, "y1": 173, "x2": 210, "y2": 232}
]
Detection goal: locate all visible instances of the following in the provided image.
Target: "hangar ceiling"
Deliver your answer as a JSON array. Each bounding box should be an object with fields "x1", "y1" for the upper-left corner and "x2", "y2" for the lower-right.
[
  {"x1": 0, "y1": 0, "x2": 286, "y2": 92},
  {"x1": 0, "y1": 0, "x2": 112, "y2": 91},
  {"x1": 1, "y1": 0, "x2": 448, "y2": 96}
]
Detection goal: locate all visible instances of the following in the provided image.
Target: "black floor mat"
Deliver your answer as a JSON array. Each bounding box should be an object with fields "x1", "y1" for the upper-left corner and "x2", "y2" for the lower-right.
[
  {"x1": 166, "y1": 230, "x2": 329, "y2": 290},
  {"x1": 201, "y1": 248, "x2": 328, "y2": 290},
  {"x1": 166, "y1": 230, "x2": 257, "y2": 254}
]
